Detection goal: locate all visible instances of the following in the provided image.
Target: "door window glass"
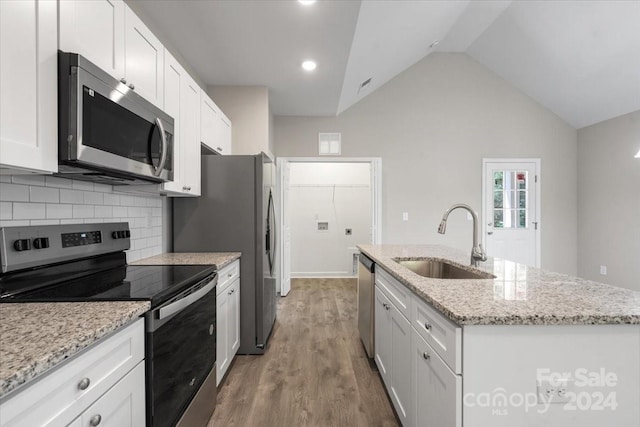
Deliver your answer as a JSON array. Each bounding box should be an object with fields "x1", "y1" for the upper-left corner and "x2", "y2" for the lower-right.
[{"x1": 492, "y1": 171, "x2": 528, "y2": 229}]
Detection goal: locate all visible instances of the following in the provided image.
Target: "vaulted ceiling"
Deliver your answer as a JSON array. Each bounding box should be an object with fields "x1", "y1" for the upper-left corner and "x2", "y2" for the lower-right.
[{"x1": 131, "y1": 0, "x2": 640, "y2": 128}]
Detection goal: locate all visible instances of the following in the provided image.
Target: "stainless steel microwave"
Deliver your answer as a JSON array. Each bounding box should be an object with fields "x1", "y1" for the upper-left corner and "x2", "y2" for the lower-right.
[{"x1": 57, "y1": 51, "x2": 173, "y2": 185}]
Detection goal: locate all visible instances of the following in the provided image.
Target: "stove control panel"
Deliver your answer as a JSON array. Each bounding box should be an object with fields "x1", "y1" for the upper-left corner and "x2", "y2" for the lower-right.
[{"x1": 0, "y1": 222, "x2": 131, "y2": 274}]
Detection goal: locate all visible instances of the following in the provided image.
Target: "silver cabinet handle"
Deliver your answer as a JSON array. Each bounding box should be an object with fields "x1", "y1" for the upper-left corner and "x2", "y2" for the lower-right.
[
  {"x1": 89, "y1": 415, "x2": 102, "y2": 426},
  {"x1": 128, "y1": 83, "x2": 135, "y2": 90},
  {"x1": 423, "y1": 352, "x2": 431, "y2": 360},
  {"x1": 120, "y1": 78, "x2": 127, "y2": 85},
  {"x1": 182, "y1": 186, "x2": 191, "y2": 191},
  {"x1": 424, "y1": 322, "x2": 432, "y2": 330},
  {"x1": 382, "y1": 303, "x2": 390, "y2": 311},
  {"x1": 153, "y1": 118, "x2": 168, "y2": 177},
  {"x1": 78, "y1": 377, "x2": 90, "y2": 390},
  {"x1": 217, "y1": 147, "x2": 223, "y2": 151},
  {"x1": 488, "y1": 231, "x2": 493, "y2": 235}
]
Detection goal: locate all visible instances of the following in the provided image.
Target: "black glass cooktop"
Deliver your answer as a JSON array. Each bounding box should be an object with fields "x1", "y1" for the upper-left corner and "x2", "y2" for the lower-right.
[{"x1": 0, "y1": 252, "x2": 215, "y2": 307}]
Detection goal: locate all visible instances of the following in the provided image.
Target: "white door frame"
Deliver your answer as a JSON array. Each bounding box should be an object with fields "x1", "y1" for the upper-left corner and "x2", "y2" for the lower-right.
[
  {"x1": 276, "y1": 157, "x2": 382, "y2": 296},
  {"x1": 481, "y1": 158, "x2": 541, "y2": 267}
]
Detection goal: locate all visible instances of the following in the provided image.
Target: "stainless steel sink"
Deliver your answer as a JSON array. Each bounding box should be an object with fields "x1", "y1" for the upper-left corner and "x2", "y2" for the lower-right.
[{"x1": 394, "y1": 258, "x2": 496, "y2": 280}]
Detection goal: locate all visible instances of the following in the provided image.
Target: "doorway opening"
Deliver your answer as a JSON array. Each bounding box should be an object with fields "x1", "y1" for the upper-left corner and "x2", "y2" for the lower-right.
[
  {"x1": 482, "y1": 158, "x2": 541, "y2": 267},
  {"x1": 277, "y1": 157, "x2": 382, "y2": 296}
]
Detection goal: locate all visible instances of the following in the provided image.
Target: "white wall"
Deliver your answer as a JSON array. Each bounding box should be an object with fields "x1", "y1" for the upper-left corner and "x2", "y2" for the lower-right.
[
  {"x1": 206, "y1": 85, "x2": 273, "y2": 158},
  {"x1": 0, "y1": 176, "x2": 164, "y2": 262},
  {"x1": 289, "y1": 163, "x2": 371, "y2": 276},
  {"x1": 274, "y1": 53, "x2": 578, "y2": 275},
  {"x1": 577, "y1": 110, "x2": 640, "y2": 291}
]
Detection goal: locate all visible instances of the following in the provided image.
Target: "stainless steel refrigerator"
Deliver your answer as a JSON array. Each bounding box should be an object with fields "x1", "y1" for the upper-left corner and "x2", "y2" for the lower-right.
[{"x1": 173, "y1": 153, "x2": 276, "y2": 355}]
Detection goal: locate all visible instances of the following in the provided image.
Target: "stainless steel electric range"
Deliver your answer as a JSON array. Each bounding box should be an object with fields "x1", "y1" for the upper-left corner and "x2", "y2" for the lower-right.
[{"x1": 0, "y1": 222, "x2": 217, "y2": 427}]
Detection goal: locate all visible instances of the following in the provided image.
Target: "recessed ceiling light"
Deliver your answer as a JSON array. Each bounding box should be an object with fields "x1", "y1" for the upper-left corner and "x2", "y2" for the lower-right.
[
  {"x1": 635, "y1": 149, "x2": 640, "y2": 158},
  {"x1": 299, "y1": 0, "x2": 316, "y2": 5},
  {"x1": 302, "y1": 60, "x2": 317, "y2": 72}
]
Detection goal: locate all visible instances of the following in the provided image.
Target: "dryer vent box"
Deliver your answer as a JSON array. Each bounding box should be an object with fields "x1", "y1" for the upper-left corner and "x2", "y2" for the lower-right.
[{"x1": 318, "y1": 133, "x2": 341, "y2": 155}]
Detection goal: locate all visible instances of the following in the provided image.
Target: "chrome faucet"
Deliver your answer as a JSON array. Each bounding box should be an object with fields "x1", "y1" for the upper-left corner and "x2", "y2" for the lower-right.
[{"x1": 437, "y1": 204, "x2": 487, "y2": 267}]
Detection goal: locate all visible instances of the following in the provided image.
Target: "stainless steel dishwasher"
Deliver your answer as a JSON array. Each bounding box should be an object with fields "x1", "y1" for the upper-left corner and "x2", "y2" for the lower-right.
[{"x1": 358, "y1": 253, "x2": 375, "y2": 359}]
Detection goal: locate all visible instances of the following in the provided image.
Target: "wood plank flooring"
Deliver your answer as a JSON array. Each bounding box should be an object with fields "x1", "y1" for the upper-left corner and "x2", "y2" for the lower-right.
[{"x1": 207, "y1": 278, "x2": 399, "y2": 427}]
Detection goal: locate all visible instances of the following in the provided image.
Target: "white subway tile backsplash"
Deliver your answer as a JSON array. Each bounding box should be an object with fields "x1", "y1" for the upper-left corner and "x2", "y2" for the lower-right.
[
  {"x1": 73, "y1": 204, "x2": 94, "y2": 219},
  {"x1": 83, "y1": 191, "x2": 104, "y2": 205},
  {"x1": 72, "y1": 180, "x2": 94, "y2": 191},
  {"x1": 1, "y1": 176, "x2": 164, "y2": 263},
  {"x1": 0, "y1": 184, "x2": 29, "y2": 202},
  {"x1": 0, "y1": 220, "x2": 30, "y2": 227},
  {"x1": 60, "y1": 189, "x2": 84, "y2": 204},
  {"x1": 103, "y1": 193, "x2": 120, "y2": 205},
  {"x1": 46, "y1": 203, "x2": 73, "y2": 219},
  {"x1": 93, "y1": 183, "x2": 113, "y2": 193},
  {"x1": 0, "y1": 202, "x2": 12, "y2": 220},
  {"x1": 30, "y1": 186, "x2": 60, "y2": 203},
  {"x1": 30, "y1": 219, "x2": 61, "y2": 226},
  {"x1": 45, "y1": 176, "x2": 74, "y2": 189},
  {"x1": 12, "y1": 175, "x2": 45, "y2": 186},
  {"x1": 13, "y1": 203, "x2": 46, "y2": 220}
]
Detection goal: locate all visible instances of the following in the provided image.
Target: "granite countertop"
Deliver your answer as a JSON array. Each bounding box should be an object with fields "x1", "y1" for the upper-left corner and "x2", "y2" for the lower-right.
[
  {"x1": 358, "y1": 244, "x2": 640, "y2": 326},
  {"x1": 130, "y1": 252, "x2": 241, "y2": 269},
  {"x1": 0, "y1": 301, "x2": 150, "y2": 399}
]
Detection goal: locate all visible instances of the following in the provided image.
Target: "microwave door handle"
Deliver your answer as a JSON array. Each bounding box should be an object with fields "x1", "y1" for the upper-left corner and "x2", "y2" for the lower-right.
[
  {"x1": 158, "y1": 278, "x2": 216, "y2": 320},
  {"x1": 153, "y1": 117, "x2": 168, "y2": 177}
]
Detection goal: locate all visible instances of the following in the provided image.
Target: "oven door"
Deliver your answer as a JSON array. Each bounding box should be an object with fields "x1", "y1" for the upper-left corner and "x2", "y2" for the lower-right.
[
  {"x1": 146, "y1": 274, "x2": 217, "y2": 427},
  {"x1": 60, "y1": 53, "x2": 174, "y2": 182}
]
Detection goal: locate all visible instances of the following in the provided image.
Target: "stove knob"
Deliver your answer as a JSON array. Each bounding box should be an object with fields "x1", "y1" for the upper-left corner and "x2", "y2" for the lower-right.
[
  {"x1": 13, "y1": 239, "x2": 31, "y2": 251},
  {"x1": 124, "y1": 230, "x2": 131, "y2": 238},
  {"x1": 118, "y1": 230, "x2": 126, "y2": 238},
  {"x1": 112, "y1": 231, "x2": 120, "y2": 239},
  {"x1": 33, "y1": 237, "x2": 49, "y2": 249}
]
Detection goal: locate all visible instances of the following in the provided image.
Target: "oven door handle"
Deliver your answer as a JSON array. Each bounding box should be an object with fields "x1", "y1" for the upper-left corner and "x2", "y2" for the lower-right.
[{"x1": 158, "y1": 278, "x2": 216, "y2": 320}]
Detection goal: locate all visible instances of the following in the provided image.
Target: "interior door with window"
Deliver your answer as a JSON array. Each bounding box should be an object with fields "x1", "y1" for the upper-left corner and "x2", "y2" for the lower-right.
[{"x1": 483, "y1": 160, "x2": 540, "y2": 267}]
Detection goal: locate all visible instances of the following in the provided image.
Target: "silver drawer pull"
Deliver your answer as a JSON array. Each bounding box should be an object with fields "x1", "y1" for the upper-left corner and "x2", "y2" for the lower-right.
[
  {"x1": 423, "y1": 352, "x2": 431, "y2": 360},
  {"x1": 77, "y1": 377, "x2": 90, "y2": 390},
  {"x1": 382, "y1": 303, "x2": 390, "y2": 311},
  {"x1": 128, "y1": 83, "x2": 135, "y2": 90},
  {"x1": 424, "y1": 322, "x2": 432, "y2": 331},
  {"x1": 89, "y1": 414, "x2": 102, "y2": 426},
  {"x1": 228, "y1": 290, "x2": 233, "y2": 295},
  {"x1": 119, "y1": 78, "x2": 127, "y2": 85},
  {"x1": 217, "y1": 147, "x2": 223, "y2": 151}
]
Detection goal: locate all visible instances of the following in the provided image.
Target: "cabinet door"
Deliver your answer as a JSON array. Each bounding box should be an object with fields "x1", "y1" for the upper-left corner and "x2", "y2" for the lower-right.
[
  {"x1": 216, "y1": 289, "x2": 229, "y2": 386},
  {"x1": 217, "y1": 112, "x2": 232, "y2": 155},
  {"x1": 200, "y1": 93, "x2": 218, "y2": 153},
  {"x1": 413, "y1": 330, "x2": 461, "y2": 427},
  {"x1": 162, "y1": 50, "x2": 184, "y2": 194},
  {"x1": 80, "y1": 362, "x2": 146, "y2": 427},
  {"x1": 390, "y1": 306, "x2": 412, "y2": 426},
  {"x1": 229, "y1": 279, "x2": 241, "y2": 355},
  {"x1": 181, "y1": 74, "x2": 201, "y2": 196},
  {"x1": 0, "y1": 0, "x2": 57, "y2": 174},
  {"x1": 374, "y1": 286, "x2": 392, "y2": 388},
  {"x1": 124, "y1": 6, "x2": 163, "y2": 108},
  {"x1": 58, "y1": 0, "x2": 125, "y2": 80}
]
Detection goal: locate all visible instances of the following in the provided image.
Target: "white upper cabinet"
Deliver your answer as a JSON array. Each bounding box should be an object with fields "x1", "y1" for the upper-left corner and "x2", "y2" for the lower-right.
[
  {"x1": 200, "y1": 92, "x2": 232, "y2": 155},
  {"x1": 58, "y1": 0, "x2": 125, "y2": 80},
  {"x1": 0, "y1": 0, "x2": 58, "y2": 174},
  {"x1": 124, "y1": 6, "x2": 164, "y2": 108},
  {"x1": 162, "y1": 50, "x2": 199, "y2": 196},
  {"x1": 181, "y1": 73, "x2": 201, "y2": 196}
]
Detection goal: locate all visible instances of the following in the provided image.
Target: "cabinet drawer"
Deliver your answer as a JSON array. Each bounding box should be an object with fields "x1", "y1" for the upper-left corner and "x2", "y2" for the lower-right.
[
  {"x1": 217, "y1": 259, "x2": 240, "y2": 294},
  {"x1": 375, "y1": 267, "x2": 411, "y2": 320},
  {"x1": 412, "y1": 295, "x2": 461, "y2": 374},
  {"x1": 412, "y1": 330, "x2": 461, "y2": 427},
  {"x1": 0, "y1": 319, "x2": 144, "y2": 427}
]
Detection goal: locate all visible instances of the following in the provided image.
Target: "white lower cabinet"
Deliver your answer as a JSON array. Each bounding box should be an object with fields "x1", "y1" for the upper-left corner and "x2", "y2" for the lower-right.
[
  {"x1": 413, "y1": 329, "x2": 462, "y2": 427},
  {"x1": 76, "y1": 361, "x2": 146, "y2": 427},
  {"x1": 375, "y1": 285, "x2": 412, "y2": 426},
  {"x1": 216, "y1": 260, "x2": 241, "y2": 385},
  {"x1": 0, "y1": 319, "x2": 145, "y2": 427}
]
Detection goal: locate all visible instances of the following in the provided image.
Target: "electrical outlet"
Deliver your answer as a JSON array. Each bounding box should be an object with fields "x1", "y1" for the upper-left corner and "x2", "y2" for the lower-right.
[
  {"x1": 537, "y1": 379, "x2": 573, "y2": 404},
  {"x1": 402, "y1": 212, "x2": 409, "y2": 221},
  {"x1": 600, "y1": 265, "x2": 607, "y2": 275}
]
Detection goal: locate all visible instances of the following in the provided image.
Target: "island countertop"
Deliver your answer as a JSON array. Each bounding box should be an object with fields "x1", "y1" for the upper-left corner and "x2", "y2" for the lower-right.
[
  {"x1": 130, "y1": 252, "x2": 241, "y2": 269},
  {"x1": 358, "y1": 244, "x2": 640, "y2": 326},
  {"x1": 0, "y1": 301, "x2": 150, "y2": 399}
]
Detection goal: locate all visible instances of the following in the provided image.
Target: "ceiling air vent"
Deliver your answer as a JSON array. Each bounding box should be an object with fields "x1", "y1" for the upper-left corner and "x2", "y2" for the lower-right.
[{"x1": 358, "y1": 77, "x2": 372, "y2": 94}]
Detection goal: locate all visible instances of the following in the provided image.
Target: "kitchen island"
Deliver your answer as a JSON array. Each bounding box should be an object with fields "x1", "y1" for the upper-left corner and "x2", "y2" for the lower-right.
[{"x1": 358, "y1": 244, "x2": 640, "y2": 427}]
